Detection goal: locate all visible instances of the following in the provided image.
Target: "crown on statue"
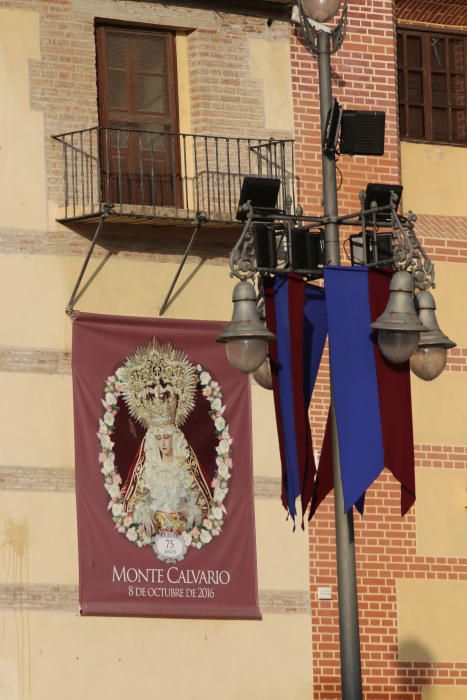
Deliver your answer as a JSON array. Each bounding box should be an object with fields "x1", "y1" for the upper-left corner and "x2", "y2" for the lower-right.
[
  {"x1": 150, "y1": 392, "x2": 178, "y2": 434},
  {"x1": 120, "y1": 339, "x2": 198, "y2": 429}
]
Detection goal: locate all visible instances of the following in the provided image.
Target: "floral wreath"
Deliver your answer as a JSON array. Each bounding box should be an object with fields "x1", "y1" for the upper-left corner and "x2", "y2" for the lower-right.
[{"x1": 98, "y1": 363, "x2": 233, "y2": 552}]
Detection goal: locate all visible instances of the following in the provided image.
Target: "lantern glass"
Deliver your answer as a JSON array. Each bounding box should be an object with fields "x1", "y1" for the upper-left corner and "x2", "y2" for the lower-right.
[
  {"x1": 253, "y1": 355, "x2": 273, "y2": 390},
  {"x1": 410, "y1": 345, "x2": 447, "y2": 381},
  {"x1": 378, "y1": 330, "x2": 419, "y2": 364},
  {"x1": 226, "y1": 338, "x2": 267, "y2": 374},
  {"x1": 301, "y1": 0, "x2": 341, "y2": 22}
]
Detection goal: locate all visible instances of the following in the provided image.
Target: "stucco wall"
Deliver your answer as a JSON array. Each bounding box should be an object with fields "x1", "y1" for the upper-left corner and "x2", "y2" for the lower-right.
[
  {"x1": 0, "y1": 4, "x2": 311, "y2": 700},
  {"x1": 401, "y1": 141, "x2": 467, "y2": 218}
]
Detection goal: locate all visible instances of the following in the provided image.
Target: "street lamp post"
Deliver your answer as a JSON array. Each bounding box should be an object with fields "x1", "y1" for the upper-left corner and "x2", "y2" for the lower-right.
[
  {"x1": 309, "y1": 7, "x2": 363, "y2": 700},
  {"x1": 216, "y1": 2, "x2": 455, "y2": 698}
]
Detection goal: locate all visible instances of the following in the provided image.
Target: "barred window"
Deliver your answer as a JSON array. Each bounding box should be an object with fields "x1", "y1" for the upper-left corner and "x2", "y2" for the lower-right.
[{"x1": 397, "y1": 29, "x2": 467, "y2": 145}]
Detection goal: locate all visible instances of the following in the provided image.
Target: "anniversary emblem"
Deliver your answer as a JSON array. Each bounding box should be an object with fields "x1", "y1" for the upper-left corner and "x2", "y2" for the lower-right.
[{"x1": 98, "y1": 340, "x2": 233, "y2": 562}]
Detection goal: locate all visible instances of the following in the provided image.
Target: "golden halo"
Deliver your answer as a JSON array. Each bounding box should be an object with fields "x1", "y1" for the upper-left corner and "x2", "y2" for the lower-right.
[{"x1": 120, "y1": 339, "x2": 198, "y2": 429}]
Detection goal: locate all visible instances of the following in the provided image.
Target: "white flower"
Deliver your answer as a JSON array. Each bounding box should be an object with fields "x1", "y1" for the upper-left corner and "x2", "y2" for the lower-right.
[
  {"x1": 112, "y1": 502, "x2": 124, "y2": 517},
  {"x1": 217, "y1": 439, "x2": 230, "y2": 455},
  {"x1": 214, "y1": 486, "x2": 227, "y2": 502},
  {"x1": 211, "y1": 398, "x2": 222, "y2": 411},
  {"x1": 211, "y1": 506, "x2": 223, "y2": 520},
  {"x1": 200, "y1": 529, "x2": 212, "y2": 544},
  {"x1": 115, "y1": 367, "x2": 125, "y2": 380},
  {"x1": 105, "y1": 392, "x2": 117, "y2": 406},
  {"x1": 101, "y1": 434, "x2": 113, "y2": 449},
  {"x1": 98, "y1": 420, "x2": 109, "y2": 435},
  {"x1": 214, "y1": 416, "x2": 226, "y2": 431},
  {"x1": 104, "y1": 411, "x2": 115, "y2": 427},
  {"x1": 218, "y1": 462, "x2": 229, "y2": 478},
  {"x1": 106, "y1": 483, "x2": 121, "y2": 499},
  {"x1": 102, "y1": 452, "x2": 113, "y2": 465},
  {"x1": 127, "y1": 527, "x2": 138, "y2": 542},
  {"x1": 199, "y1": 371, "x2": 211, "y2": 386},
  {"x1": 182, "y1": 532, "x2": 192, "y2": 546}
]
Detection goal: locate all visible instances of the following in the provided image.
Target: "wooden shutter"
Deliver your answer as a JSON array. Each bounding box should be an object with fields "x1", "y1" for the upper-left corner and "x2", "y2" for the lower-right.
[
  {"x1": 96, "y1": 25, "x2": 180, "y2": 207},
  {"x1": 398, "y1": 31, "x2": 426, "y2": 140},
  {"x1": 397, "y1": 28, "x2": 467, "y2": 145}
]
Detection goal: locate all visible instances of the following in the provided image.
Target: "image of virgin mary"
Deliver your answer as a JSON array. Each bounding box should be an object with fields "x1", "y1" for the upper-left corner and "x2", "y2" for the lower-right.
[{"x1": 119, "y1": 341, "x2": 211, "y2": 536}]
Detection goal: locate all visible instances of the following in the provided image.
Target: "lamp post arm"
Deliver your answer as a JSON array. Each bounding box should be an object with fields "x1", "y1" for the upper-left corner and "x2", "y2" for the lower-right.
[
  {"x1": 392, "y1": 208, "x2": 435, "y2": 291},
  {"x1": 229, "y1": 203, "x2": 257, "y2": 281}
]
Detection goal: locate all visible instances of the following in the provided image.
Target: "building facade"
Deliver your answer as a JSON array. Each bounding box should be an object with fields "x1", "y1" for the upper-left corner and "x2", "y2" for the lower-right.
[{"x1": 0, "y1": 0, "x2": 465, "y2": 698}]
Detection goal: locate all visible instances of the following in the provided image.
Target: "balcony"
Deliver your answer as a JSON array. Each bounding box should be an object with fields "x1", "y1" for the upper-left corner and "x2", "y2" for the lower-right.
[{"x1": 52, "y1": 127, "x2": 296, "y2": 226}]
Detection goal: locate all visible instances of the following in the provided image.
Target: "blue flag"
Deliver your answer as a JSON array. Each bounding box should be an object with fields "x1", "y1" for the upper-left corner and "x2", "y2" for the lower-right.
[{"x1": 324, "y1": 266, "x2": 385, "y2": 512}]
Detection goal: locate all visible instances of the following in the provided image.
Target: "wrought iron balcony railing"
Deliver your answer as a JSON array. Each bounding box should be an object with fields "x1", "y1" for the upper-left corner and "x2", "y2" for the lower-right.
[{"x1": 52, "y1": 127, "x2": 297, "y2": 224}]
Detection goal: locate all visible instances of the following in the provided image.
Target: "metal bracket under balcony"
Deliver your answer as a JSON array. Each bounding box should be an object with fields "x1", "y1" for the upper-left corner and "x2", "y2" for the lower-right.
[{"x1": 52, "y1": 127, "x2": 296, "y2": 226}]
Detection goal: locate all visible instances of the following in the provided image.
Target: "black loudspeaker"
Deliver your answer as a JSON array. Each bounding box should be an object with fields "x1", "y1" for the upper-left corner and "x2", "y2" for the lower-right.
[
  {"x1": 364, "y1": 183, "x2": 403, "y2": 223},
  {"x1": 236, "y1": 176, "x2": 281, "y2": 221},
  {"x1": 254, "y1": 224, "x2": 277, "y2": 269},
  {"x1": 340, "y1": 110, "x2": 385, "y2": 156},
  {"x1": 324, "y1": 98, "x2": 342, "y2": 155},
  {"x1": 350, "y1": 232, "x2": 393, "y2": 266},
  {"x1": 290, "y1": 228, "x2": 324, "y2": 274}
]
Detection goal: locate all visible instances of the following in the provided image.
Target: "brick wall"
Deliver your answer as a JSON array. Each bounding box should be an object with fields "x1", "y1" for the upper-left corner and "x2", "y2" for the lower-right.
[
  {"x1": 414, "y1": 215, "x2": 467, "y2": 264},
  {"x1": 291, "y1": 0, "x2": 401, "y2": 219},
  {"x1": 396, "y1": 0, "x2": 467, "y2": 31},
  {"x1": 289, "y1": 1, "x2": 467, "y2": 697},
  {"x1": 188, "y1": 17, "x2": 290, "y2": 138},
  {"x1": 308, "y1": 470, "x2": 467, "y2": 700}
]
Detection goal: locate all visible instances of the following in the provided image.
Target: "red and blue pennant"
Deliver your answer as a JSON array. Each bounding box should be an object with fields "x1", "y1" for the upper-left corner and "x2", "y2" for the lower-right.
[
  {"x1": 265, "y1": 267, "x2": 415, "y2": 522},
  {"x1": 264, "y1": 274, "x2": 327, "y2": 523},
  {"x1": 312, "y1": 267, "x2": 415, "y2": 517}
]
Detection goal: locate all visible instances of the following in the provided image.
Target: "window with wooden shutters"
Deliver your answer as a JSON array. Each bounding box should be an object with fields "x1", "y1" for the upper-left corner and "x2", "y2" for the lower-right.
[
  {"x1": 397, "y1": 29, "x2": 467, "y2": 145},
  {"x1": 96, "y1": 25, "x2": 180, "y2": 207}
]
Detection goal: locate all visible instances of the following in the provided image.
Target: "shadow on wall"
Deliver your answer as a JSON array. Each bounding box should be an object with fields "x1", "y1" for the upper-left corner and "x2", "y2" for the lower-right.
[
  {"x1": 397, "y1": 638, "x2": 434, "y2": 696},
  {"x1": 65, "y1": 221, "x2": 238, "y2": 260},
  {"x1": 59, "y1": 220, "x2": 236, "y2": 314}
]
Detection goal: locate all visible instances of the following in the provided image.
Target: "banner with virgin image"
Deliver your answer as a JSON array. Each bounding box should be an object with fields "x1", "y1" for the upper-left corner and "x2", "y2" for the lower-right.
[{"x1": 72, "y1": 311, "x2": 260, "y2": 619}]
